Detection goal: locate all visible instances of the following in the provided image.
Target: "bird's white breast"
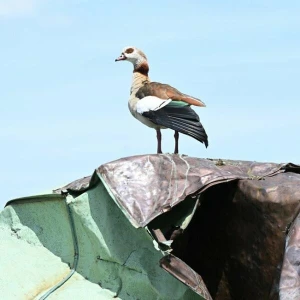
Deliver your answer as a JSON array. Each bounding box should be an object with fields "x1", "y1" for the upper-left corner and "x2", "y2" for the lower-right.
[{"x1": 128, "y1": 95, "x2": 160, "y2": 129}]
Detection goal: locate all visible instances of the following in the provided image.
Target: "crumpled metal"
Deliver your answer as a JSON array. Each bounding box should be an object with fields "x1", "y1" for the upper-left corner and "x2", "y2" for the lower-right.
[
  {"x1": 160, "y1": 254, "x2": 213, "y2": 300},
  {"x1": 53, "y1": 154, "x2": 300, "y2": 299},
  {"x1": 280, "y1": 212, "x2": 300, "y2": 299},
  {"x1": 96, "y1": 154, "x2": 298, "y2": 227},
  {"x1": 185, "y1": 172, "x2": 300, "y2": 299}
]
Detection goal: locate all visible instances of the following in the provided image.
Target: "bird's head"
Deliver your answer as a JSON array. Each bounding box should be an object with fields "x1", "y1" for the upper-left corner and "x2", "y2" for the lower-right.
[{"x1": 115, "y1": 46, "x2": 147, "y2": 67}]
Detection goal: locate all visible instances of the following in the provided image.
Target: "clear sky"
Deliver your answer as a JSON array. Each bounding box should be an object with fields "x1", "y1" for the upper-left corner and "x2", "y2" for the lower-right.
[{"x1": 1, "y1": 0, "x2": 299, "y2": 207}]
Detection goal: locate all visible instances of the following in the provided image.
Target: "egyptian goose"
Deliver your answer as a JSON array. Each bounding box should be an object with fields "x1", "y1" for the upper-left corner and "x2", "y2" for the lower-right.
[{"x1": 115, "y1": 46, "x2": 208, "y2": 154}]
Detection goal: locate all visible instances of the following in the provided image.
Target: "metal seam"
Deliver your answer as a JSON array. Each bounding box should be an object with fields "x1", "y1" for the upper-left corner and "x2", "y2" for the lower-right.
[{"x1": 39, "y1": 195, "x2": 79, "y2": 300}]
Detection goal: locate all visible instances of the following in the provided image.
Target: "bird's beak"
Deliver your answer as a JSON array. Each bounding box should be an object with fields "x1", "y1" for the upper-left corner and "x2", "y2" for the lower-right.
[{"x1": 115, "y1": 53, "x2": 127, "y2": 62}]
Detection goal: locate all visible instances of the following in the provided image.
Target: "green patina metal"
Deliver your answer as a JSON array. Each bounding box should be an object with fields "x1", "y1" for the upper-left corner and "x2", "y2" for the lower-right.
[{"x1": 0, "y1": 178, "x2": 202, "y2": 299}]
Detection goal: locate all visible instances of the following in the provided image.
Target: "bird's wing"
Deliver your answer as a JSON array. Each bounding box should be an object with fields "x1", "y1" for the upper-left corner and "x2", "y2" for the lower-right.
[
  {"x1": 142, "y1": 100, "x2": 208, "y2": 147},
  {"x1": 135, "y1": 82, "x2": 206, "y2": 107},
  {"x1": 136, "y1": 96, "x2": 172, "y2": 114}
]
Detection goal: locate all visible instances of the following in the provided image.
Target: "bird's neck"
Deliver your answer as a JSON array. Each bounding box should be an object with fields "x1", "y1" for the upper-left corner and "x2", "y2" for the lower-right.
[
  {"x1": 133, "y1": 61, "x2": 149, "y2": 76},
  {"x1": 130, "y1": 62, "x2": 150, "y2": 95}
]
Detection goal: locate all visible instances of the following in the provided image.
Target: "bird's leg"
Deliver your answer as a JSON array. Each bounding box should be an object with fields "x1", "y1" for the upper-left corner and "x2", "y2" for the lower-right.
[
  {"x1": 174, "y1": 131, "x2": 179, "y2": 154},
  {"x1": 156, "y1": 129, "x2": 162, "y2": 154}
]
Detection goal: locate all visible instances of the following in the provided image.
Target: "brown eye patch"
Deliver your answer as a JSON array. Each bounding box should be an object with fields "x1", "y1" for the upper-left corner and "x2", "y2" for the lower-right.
[{"x1": 125, "y1": 47, "x2": 134, "y2": 54}]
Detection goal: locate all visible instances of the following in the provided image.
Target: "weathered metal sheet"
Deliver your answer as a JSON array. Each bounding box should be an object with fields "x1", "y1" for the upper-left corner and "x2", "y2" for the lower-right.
[
  {"x1": 51, "y1": 154, "x2": 300, "y2": 299},
  {"x1": 280, "y1": 211, "x2": 300, "y2": 299},
  {"x1": 1, "y1": 185, "x2": 199, "y2": 299},
  {"x1": 179, "y1": 172, "x2": 300, "y2": 299},
  {"x1": 160, "y1": 254, "x2": 212, "y2": 300},
  {"x1": 54, "y1": 176, "x2": 92, "y2": 194},
  {"x1": 97, "y1": 154, "x2": 299, "y2": 227}
]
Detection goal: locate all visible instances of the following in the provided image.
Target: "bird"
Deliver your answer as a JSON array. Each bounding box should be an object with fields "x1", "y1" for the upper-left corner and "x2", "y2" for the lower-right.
[{"x1": 115, "y1": 46, "x2": 208, "y2": 154}]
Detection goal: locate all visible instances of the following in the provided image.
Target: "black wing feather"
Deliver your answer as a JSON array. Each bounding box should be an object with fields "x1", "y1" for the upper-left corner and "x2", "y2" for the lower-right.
[{"x1": 142, "y1": 106, "x2": 208, "y2": 147}]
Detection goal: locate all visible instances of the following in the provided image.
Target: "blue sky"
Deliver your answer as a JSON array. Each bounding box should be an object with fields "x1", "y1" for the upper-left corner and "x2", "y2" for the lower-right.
[{"x1": 1, "y1": 0, "x2": 299, "y2": 207}]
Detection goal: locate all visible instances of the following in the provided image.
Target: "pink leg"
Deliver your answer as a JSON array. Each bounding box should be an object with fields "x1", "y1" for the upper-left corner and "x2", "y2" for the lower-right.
[
  {"x1": 156, "y1": 129, "x2": 162, "y2": 154},
  {"x1": 174, "y1": 131, "x2": 179, "y2": 154}
]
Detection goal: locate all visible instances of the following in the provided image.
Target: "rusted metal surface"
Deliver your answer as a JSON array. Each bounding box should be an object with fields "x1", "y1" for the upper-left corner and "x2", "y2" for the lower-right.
[
  {"x1": 96, "y1": 154, "x2": 299, "y2": 227},
  {"x1": 160, "y1": 254, "x2": 212, "y2": 300},
  {"x1": 222, "y1": 174, "x2": 300, "y2": 299},
  {"x1": 53, "y1": 154, "x2": 300, "y2": 299},
  {"x1": 53, "y1": 176, "x2": 91, "y2": 194},
  {"x1": 180, "y1": 173, "x2": 300, "y2": 299},
  {"x1": 280, "y1": 211, "x2": 300, "y2": 299}
]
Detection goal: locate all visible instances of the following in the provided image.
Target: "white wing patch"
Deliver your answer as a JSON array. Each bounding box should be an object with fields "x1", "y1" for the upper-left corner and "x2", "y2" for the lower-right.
[{"x1": 136, "y1": 96, "x2": 172, "y2": 114}]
